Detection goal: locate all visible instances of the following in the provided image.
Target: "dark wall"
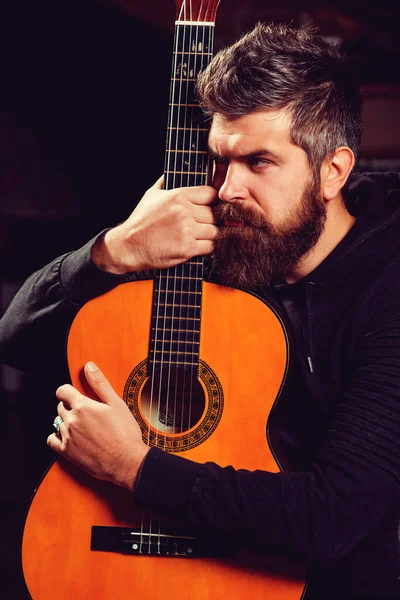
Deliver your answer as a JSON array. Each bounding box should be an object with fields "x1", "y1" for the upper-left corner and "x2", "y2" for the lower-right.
[
  {"x1": 0, "y1": 1, "x2": 399, "y2": 597},
  {"x1": 1, "y1": 0, "x2": 172, "y2": 278},
  {"x1": 0, "y1": 2, "x2": 172, "y2": 597}
]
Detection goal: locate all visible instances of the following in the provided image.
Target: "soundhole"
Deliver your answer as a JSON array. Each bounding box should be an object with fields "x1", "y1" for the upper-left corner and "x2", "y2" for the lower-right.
[
  {"x1": 124, "y1": 358, "x2": 224, "y2": 452},
  {"x1": 141, "y1": 367, "x2": 205, "y2": 434}
]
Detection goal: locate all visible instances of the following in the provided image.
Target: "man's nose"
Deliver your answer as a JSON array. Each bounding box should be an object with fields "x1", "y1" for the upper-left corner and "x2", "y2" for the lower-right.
[{"x1": 217, "y1": 164, "x2": 248, "y2": 203}]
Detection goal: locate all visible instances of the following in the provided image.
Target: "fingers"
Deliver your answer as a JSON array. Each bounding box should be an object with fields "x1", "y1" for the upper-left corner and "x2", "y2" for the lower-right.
[
  {"x1": 57, "y1": 400, "x2": 69, "y2": 421},
  {"x1": 54, "y1": 363, "x2": 121, "y2": 413},
  {"x1": 193, "y1": 222, "x2": 219, "y2": 241},
  {"x1": 193, "y1": 240, "x2": 215, "y2": 256},
  {"x1": 193, "y1": 205, "x2": 218, "y2": 225},
  {"x1": 152, "y1": 175, "x2": 164, "y2": 190},
  {"x1": 83, "y1": 362, "x2": 121, "y2": 406},
  {"x1": 181, "y1": 186, "x2": 217, "y2": 206},
  {"x1": 56, "y1": 383, "x2": 81, "y2": 408},
  {"x1": 47, "y1": 432, "x2": 62, "y2": 451}
]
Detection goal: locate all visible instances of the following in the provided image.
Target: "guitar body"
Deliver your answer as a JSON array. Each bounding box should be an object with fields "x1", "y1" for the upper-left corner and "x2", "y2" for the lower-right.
[{"x1": 22, "y1": 280, "x2": 306, "y2": 599}]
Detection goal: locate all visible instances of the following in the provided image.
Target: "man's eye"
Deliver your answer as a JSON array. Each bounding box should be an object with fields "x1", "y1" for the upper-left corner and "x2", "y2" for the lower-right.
[{"x1": 249, "y1": 157, "x2": 270, "y2": 167}]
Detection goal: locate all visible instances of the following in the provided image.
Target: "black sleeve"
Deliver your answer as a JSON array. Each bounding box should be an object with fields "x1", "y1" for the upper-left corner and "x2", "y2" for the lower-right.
[
  {"x1": 0, "y1": 232, "x2": 153, "y2": 371},
  {"x1": 134, "y1": 269, "x2": 400, "y2": 572}
]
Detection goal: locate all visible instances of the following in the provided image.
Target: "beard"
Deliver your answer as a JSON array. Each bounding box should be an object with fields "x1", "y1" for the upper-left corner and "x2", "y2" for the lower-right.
[{"x1": 211, "y1": 179, "x2": 326, "y2": 290}]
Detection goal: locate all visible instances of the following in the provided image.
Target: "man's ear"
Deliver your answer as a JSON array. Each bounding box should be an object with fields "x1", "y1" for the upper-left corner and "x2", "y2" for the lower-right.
[{"x1": 321, "y1": 146, "x2": 355, "y2": 201}]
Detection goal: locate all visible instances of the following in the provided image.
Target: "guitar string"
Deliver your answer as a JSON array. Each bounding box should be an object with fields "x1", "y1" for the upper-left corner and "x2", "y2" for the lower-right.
[
  {"x1": 144, "y1": 2, "x2": 186, "y2": 555},
  {"x1": 180, "y1": 14, "x2": 192, "y2": 435},
  {"x1": 184, "y1": 16, "x2": 200, "y2": 433},
  {"x1": 160, "y1": 6, "x2": 187, "y2": 550},
  {"x1": 171, "y1": 9, "x2": 189, "y2": 437},
  {"x1": 169, "y1": 3, "x2": 185, "y2": 449},
  {"x1": 172, "y1": 13, "x2": 188, "y2": 441},
  {"x1": 154, "y1": 0, "x2": 190, "y2": 552},
  {"x1": 186, "y1": 19, "x2": 209, "y2": 433},
  {"x1": 173, "y1": 13, "x2": 188, "y2": 436},
  {"x1": 186, "y1": 16, "x2": 201, "y2": 434}
]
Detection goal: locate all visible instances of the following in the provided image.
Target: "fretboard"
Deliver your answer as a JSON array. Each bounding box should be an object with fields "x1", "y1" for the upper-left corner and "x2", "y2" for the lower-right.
[
  {"x1": 164, "y1": 23, "x2": 213, "y2": 190},
  {"x1": 149, "y1": 21, "x2": 216, "y2": 375}
]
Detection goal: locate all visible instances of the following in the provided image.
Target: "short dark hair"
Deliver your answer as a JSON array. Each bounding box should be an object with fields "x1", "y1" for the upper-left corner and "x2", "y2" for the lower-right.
[{"x1": 197, "y1": 22, "x2": 363, "y2": 174}]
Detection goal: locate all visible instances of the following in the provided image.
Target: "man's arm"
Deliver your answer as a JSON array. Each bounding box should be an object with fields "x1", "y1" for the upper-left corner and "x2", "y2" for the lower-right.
[
  {"x1": 0, "y1": 235, "x2": 133, "y2": 371},
  {"x1": 0, "y1": 180, "x2": 218, "y2": 371}
]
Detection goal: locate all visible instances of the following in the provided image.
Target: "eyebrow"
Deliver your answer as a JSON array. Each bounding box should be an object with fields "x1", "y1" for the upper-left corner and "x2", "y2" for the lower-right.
[{"x1": 207, "y1": 146, "x2": 280, "y2": 162}]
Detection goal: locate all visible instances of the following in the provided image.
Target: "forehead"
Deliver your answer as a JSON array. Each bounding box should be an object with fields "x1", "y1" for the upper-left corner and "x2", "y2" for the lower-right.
[{"x1": 208, "y1": 109, "x2": 294, "y2": 156}]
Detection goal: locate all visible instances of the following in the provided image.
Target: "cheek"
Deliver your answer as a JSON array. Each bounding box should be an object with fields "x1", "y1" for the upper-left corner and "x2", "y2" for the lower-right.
[{"x1": 253, "y1": 183, "x2": 301, "y2": 225}]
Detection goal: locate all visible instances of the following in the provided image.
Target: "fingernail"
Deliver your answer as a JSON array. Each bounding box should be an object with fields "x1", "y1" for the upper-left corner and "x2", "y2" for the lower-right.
[{"x1": 86, "y1": 361, "x2": 98, "y2": 372}]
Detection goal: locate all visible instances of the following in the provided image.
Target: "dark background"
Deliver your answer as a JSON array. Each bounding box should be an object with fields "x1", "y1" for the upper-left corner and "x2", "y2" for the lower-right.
[{"x1": 1, "y1": 1, "x2": 399, "y2": 597}]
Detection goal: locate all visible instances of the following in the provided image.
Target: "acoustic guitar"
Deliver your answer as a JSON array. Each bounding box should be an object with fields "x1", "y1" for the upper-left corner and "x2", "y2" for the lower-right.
[{"x1": 22, "y1": 1, "x2": 306, "y2": 597}]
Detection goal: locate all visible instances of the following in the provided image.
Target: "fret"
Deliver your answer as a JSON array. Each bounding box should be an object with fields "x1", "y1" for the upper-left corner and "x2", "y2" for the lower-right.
[
  {"x1": 176, "y1": 21, "x2": 215, "y2": 27},
  {"x1": 154, "y1": 303, "x2": 201, "y2": 308},
  {"x1": 166, "y1": 130, "x2": 209, "y2": 148},
  {"x1": 152, "y1": 350, "x2": 198, "y2": 355},
  {"x1": 158, "y1": 279, "x2": 203, "y2": 285},
  {"x1": 174, "y1": 26, "x2": 213, "y2": 52},
  {"x1": 174, "y1": 51, "x2": 213, "y2": 56},
  {"x1": 151, "y1": 359, "x2": 198, "y2": 366},
  {"x1": 152, "y1": 330, "x2": 200, "y2": 338},
  {"x1": 154, "y1": 293, "x2": 202, "y2": 300},
  {"x1": 155, "y1": 316, "x2": 200, "y2": 321},
  {"x1": 158, "y1": 289, "x2": 202, "y2": 294},
  {"x1": 171, "y1": 77, "x2": 197, "y2": 82},
  {"x1": 169, "y1": 103, "x2": 199, "y2": 107},
  {"x1": 164, "y1": 159, "x2": 208, "y2": 174},
  {"x1": 159, "y1": 275, "x2": 202, "y2": 280},
  {"x1": 156, "y1": 284, "x2": 202, "y2": 289},
  {"x1": 159, "y1": 274, "x2": 203, "y2": 283},
  {"x1": 165, "y1": 175, "x2": 206, "y2": 189},
  {"x1": 167, "y1": 150, "x2": 208, "y2": 154},
  {"x1": 152, "y1": 349, "x2": 200, "y2": 357},
  {"x1": 167, "y1": 127, "x2": 208, "y2": 131},
  {"x1": 165, "y1": 170, "x2": 206, "y2": 175},
  {"x1": 160, "y1": 269, "x2": 203, "y2": 277},
  {"x1": 151, "y1": 339, "x2": 199, "y2": 344},
  {"x1": 152, "y1": 328, "x2": 200, "y2": 333},
  {"x1": 166, "y1": 134, "x2": 209, "y2": 157},
  {"x1": 165, "y1": 157, "x2": 208, "y2": 178},
  {"x1": 183, "y1": 259, "x2": 204, "y2": 265}
]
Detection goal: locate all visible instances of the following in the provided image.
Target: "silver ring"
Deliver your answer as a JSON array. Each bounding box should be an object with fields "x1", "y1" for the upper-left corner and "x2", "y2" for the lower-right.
[{"x1": 52, "y1": 415, "x2": 64, "y2": 435}]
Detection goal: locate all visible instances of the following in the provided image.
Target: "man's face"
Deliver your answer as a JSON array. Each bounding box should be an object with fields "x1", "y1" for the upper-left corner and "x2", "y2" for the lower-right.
[{"x1": 208, "y1": 110, "x2": 326, "y2": 289}]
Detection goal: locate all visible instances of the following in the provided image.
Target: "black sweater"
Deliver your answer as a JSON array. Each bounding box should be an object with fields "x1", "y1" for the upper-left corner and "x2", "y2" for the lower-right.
[{"x1": 1, "y1": 172, "x2": 400, "y2": 598}]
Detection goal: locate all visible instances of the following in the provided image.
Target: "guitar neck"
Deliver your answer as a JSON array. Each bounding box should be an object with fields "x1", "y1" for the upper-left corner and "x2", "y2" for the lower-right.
[
  {"x1": 164, "y1": 0, "x2": 220, "y2": 191},
  {"x1": 149, "y1": 2, "x2": 220, "y2": 375},
  {"x1": 164, "y1": 22, "x2": 215, "y2": 191}
]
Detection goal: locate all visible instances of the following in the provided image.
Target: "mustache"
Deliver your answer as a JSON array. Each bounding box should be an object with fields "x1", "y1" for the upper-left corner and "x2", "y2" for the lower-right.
[{"x1": 213, "y1": 201, "x2": 268, "y2": 228}]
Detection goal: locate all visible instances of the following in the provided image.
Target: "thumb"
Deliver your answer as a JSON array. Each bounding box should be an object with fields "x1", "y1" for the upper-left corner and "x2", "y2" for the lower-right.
[
  {"x1": 152, "y1": 174, "x2": 164, "y2": 190},
  {"x1": 84, "y1": 362, "x2": 121, "y2": 406}
]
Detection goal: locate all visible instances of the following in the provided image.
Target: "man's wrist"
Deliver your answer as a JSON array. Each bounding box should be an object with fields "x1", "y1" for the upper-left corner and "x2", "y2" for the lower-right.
[{"x1": 91, "y1": 229, "x2": 129, "y2": 274}]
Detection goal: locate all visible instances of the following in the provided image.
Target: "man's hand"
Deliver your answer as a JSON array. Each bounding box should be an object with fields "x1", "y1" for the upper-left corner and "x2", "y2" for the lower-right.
[
  {"x1": 92, "y1": 177, "x2": 219, "y2": 274},
  {"x1": 47, "y1": 362, "x2": 149, "y2": 492}
]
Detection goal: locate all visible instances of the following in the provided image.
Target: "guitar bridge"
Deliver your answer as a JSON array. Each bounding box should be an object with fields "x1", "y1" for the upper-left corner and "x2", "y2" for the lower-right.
[{"x1": 91, "y1": 526, "x2": 234, "y2": 558}]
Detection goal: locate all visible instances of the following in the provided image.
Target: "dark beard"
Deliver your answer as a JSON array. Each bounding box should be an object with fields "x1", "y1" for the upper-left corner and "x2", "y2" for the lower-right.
[{"x1": 211, "y1": 180, "x2": 326, "y2": 290}]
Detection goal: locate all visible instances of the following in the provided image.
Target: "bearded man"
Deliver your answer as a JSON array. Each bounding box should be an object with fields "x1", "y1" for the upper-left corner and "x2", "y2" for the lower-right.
[{"x1": 1, "y1": 23, "x2": 400, "y2": 600}]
